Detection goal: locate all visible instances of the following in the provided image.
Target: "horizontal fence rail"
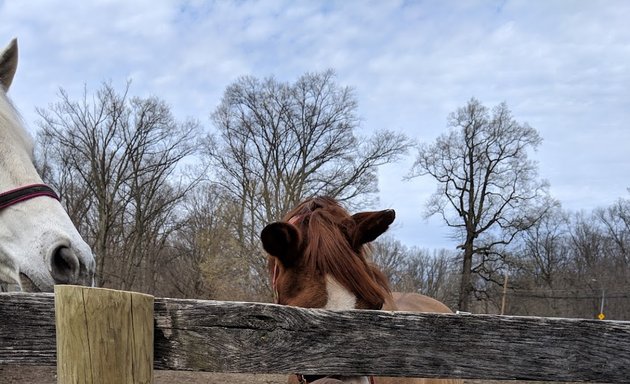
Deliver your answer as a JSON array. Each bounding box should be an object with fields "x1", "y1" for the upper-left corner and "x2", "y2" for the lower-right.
[{"x1": 1, "y1": 291, "x2": 630, "y2": 382}]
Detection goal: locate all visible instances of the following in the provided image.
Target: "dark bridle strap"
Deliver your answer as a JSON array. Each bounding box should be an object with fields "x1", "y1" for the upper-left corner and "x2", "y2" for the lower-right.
[{"x1": 0, "y1": 184, "x2": 60, "y2": 210}]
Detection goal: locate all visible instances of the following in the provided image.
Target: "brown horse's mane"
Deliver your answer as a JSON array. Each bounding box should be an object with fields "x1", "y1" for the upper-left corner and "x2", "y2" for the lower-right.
[{"x1": 283, "y1": 196, "x2": 391, "y2": 309}]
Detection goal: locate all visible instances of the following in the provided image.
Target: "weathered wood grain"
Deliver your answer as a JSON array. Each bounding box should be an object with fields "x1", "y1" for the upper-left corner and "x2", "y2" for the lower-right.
[
  {"x1": 153, "y1": 298, "x2": 630, "y2": 382},
  {"x1": 0, "y1": 292, "x2": 56, "y2": 365},
  {"x1": 1, "y1": 292, "x2": 630, "y2": 382},
  {"x1": 55, "y1": 286, "x2": 154, "y2": 384}
]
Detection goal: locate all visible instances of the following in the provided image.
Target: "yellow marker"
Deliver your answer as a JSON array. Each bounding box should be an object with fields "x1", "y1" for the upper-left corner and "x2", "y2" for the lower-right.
[{"x1": 598, "y1": 313, "x2": 605, "y2": 320}]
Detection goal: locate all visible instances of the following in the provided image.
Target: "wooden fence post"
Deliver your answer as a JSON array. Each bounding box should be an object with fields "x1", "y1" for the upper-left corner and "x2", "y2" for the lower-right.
[{"x1": 54, "y1": 285, "x2": 154, "y2": 384}]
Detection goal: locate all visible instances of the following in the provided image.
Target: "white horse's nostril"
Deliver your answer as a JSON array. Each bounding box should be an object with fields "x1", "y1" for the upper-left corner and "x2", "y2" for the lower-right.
[{"x1": 50, "y1": 246, "x2": 80, "y2": 284}]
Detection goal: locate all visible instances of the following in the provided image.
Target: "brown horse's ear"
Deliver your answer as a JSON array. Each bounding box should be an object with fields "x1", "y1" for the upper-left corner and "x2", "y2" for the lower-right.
[
  {"x1": 349, "y1": 209, "x2": 395, "y2": 247},
  {"x1": 0, "y1": 38, "x2": 18, "y2": 91},
  {"x1": 260, "y1": 222, "x2": 301, "y2": 267}
]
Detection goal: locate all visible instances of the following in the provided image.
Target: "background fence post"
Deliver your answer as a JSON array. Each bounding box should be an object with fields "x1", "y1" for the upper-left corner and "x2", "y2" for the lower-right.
[{"x1": 54, "y1": 285, "x2": 154, "y2": 384}]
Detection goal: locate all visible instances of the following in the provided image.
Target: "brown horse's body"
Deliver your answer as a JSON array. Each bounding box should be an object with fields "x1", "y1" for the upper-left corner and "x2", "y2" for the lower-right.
[
  {"x1": 374, "y1": 292, "x2": 459, "y2": 384},
  {"x1": 261, "y1": 197, "x2": 462, "y2": 384},
  {"x1": 387, "y1": 292, "x2": 453, "y2": 313}
]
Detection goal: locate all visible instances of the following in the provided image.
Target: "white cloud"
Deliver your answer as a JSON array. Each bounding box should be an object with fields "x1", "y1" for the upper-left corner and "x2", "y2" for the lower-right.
[{"x1": 1, "y1": 0, "x2": 629, "y2": 249}]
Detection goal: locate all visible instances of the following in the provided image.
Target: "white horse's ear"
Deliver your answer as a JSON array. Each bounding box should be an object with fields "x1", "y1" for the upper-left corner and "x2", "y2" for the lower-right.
[{"x1": 0, "y1": 38, "x2": 18, "y2": 91}]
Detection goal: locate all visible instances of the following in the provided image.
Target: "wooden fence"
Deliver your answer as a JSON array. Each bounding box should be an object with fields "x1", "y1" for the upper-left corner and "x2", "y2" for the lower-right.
[{"x1": 1, "y1": 286, "x2": 630, "y2": 383}]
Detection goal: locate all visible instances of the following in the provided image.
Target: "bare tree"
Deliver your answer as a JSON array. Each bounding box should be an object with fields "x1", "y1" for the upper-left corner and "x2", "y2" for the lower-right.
[
  {"x1": 206, "y1": 70, "x2": 411, "y2": 294},
  {"x1": 167, "y1": 183, "x2": 265, "y2": 301},
  {"x1": 400, "y1": 248, "x2": 456, "y2": 303},
  {"x1": 371, "y1": 236, "x2": 458, "y2": 306},
  {"x1": 506, "y1": 205, "x2": 573, "y2": 316},
  {"x1": 36, "y1": 81, "x2": 200, "y2": 292},
  {"x1": 595, "y1": 198, "x2": 630, "y2": 266},
  {"x1": 501, "y1": 197, "x2": 630, "y2": 320},
  {"x1": 408, "y1": 98, "x2": 551, "y2": 311},
  {"x1": 519, "y1": 204, "x2": 569, "y2": 287},
  {"x1": 370, "y1": 236, "x2": 408, "y2": 284},
  {"x1": 567, "y1": 205, "x2": 630, "y2": 319}
]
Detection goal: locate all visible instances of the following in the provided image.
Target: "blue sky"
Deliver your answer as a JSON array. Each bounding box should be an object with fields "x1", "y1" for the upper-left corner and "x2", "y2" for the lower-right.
[{"x1": 1, "y1": 1, "x2": 629, "y2": 250}]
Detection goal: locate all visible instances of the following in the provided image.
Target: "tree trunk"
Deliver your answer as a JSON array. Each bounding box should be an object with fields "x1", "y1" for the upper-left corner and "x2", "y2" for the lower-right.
[{"x1": 458, "y1": 242, "x2": 474, "y2": 312}]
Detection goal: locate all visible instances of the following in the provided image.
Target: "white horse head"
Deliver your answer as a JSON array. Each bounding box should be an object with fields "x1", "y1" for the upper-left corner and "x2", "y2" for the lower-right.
[{"x1": 0, "y1": 38, "x2": 95, "y2": 291}]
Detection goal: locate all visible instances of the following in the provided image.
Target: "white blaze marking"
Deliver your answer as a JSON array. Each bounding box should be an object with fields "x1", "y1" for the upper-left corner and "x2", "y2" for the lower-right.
[
  {"x1": 323, "y1": 276, "x2": 370, "y2": 384},
  {"x1": 324, "y1": 275, "x2": 357, "y2": 310}
]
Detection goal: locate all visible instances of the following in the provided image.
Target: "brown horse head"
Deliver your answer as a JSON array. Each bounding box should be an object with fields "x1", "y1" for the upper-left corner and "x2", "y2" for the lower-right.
[{"x1": 260, "y1": 196, "x2": 394, "y2": 310}]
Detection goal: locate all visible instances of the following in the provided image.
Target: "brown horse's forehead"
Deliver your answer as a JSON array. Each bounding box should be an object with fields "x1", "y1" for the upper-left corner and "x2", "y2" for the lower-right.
[
  {"x1": 283, "y1": 197, "x2": 351, "y2": 222},
  {"x1": 272, "y1": 196, "x2": 391, "y2": 311}
]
